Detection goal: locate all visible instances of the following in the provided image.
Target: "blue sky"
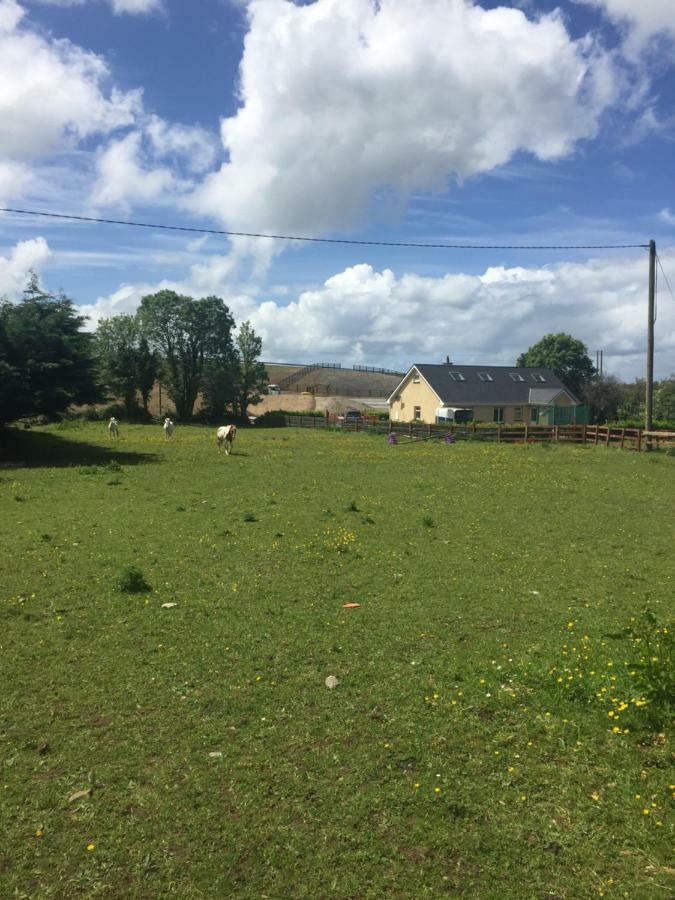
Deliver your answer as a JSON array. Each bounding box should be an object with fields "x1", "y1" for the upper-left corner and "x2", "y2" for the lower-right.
[{"x1": 1, "y1": 0, "x2": 674, "y2": 378}]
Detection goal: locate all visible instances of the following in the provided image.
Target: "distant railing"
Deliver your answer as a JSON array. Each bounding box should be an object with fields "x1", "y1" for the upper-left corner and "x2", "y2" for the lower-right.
[
  {"x1": 352, "y1": 365, "x2": 405, "y2": 375},
  {"x1": 280, "y1": 419, "x2": 671, "y2": 451}
]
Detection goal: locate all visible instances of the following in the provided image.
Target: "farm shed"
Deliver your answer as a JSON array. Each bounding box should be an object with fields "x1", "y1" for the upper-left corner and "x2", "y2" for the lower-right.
[{"x1": 388, "y1": 363, "x2": 584, "y2": 425}]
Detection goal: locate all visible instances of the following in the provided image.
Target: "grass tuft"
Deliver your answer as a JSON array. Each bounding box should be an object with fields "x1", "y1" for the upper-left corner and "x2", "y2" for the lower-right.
[{"x1": 115, "y1": 565, "x2": 151, "y2": 594}]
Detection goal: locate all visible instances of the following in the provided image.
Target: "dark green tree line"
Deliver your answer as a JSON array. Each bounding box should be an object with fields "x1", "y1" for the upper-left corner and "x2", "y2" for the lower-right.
[{"x1": 0, "y1": 275, "x2": 99, "y2": 425}]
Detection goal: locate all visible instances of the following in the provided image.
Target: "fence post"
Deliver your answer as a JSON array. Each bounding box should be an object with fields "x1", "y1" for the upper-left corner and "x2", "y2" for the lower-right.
[
  {"x1": 497, "y1": 425, "x2": 501, "y2": 443},
  {"x1": 605, "y1": 427, "x2": 611, "y2": 447},
  {"x1": 409, "y1": 422, "x2": 413, "y2": 437},
  {"x1": 524, "y1": 424, "x2": 529, "y2": 442},
  {"x1": 428, "y1": 424, "x2": 432, "y2": 437},
  {"x1": 620, "y1": 427, "x2": 625, "y2": 449},
  {"x1": 554, "y1": 425, "x2": 559, "y2": 443},
  {"x1": 637, "y1": 429, "x2": 642, "y2": 452}
]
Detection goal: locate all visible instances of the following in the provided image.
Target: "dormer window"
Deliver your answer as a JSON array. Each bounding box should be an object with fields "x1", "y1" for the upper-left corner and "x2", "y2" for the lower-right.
[
  {"x1": 531, "y1": 373, "x2": 546, "y2": 383},
  {"x1": 477, "y1": 372, "x2": 493, "y2": 382},
  {"x1": 449, "y1": 372, "x2": 465, "y2": 382},
  {"x1": 509, "y1": 373, "x2": 525, "y2": 382}
]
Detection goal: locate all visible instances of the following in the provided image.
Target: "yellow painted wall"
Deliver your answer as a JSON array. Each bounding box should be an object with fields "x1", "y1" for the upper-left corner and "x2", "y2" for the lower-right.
[{"x1": 389, "y1": 372, "x2": 439, "y2": 422}]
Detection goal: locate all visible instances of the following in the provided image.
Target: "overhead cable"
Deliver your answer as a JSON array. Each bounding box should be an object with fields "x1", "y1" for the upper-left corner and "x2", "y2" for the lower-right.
[{"x1": 0, "y1": 206, "x2": 651, "y2": 251}]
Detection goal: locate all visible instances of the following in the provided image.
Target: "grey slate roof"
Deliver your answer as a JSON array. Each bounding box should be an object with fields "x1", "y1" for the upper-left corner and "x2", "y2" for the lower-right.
[{"x1": 390, "y1": 364, "x2": 580, "y2": 406}]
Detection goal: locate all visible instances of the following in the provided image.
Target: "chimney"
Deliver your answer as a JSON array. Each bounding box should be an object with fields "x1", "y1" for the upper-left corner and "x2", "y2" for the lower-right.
[{"x1": 445, "y1": 355, "x2": 452, "y2": 365}]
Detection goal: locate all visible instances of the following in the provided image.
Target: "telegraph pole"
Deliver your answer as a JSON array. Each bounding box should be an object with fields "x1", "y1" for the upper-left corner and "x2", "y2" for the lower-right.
[{"x1": 645, "y1": 240, "x2": 656, "y2": 433}]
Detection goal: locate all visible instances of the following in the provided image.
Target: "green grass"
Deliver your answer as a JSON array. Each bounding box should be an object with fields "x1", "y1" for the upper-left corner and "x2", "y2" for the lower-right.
[{"x1": 1, "y1": 423, "x2": 673, "y2": 899}]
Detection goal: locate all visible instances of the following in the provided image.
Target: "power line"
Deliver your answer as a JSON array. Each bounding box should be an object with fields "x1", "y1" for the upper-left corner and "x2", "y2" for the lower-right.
[{"x1": 0, "y1": 206, "x2": 650, "y2": 251}]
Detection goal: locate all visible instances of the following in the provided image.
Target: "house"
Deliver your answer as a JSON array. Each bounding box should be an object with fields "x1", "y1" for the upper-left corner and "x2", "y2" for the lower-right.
[{"x1": 387, "y1": 363, "x2": 582, "y2": 425}]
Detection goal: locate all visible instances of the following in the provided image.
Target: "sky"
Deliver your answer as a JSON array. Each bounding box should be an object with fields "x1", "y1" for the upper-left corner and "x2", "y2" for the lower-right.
[{"x1": 1, "y1": 0, "x2": 674, "y2": 380}]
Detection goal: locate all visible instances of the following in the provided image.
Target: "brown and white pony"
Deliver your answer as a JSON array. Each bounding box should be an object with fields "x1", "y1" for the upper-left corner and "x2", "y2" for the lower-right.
[{"x1": 216, "y1": 424, "x2": 237, "y2": 454}]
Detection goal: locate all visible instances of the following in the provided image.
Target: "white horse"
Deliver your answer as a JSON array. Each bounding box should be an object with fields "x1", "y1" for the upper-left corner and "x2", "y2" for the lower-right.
[
  {"x1": 216, "y1": 424, "x2": 237, "y2": 455},
  {"x1": 108, "y1": 417, "x2": 119, "y2": 438},
  {"x1": 163, "y1": 417, "x2": 175, "y2": 439}
]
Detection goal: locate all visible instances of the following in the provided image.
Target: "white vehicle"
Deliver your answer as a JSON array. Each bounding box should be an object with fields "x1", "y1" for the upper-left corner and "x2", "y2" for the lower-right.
[{"x1": 267, "y1": 384, "x2": 281, "y2": 395}]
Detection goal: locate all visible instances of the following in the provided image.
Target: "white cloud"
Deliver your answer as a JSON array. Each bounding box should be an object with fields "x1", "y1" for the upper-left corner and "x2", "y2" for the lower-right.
[
  {"x1": 89, "y1": 116, "x2": 219, "y2": 209},
  {"x1": 659, "y1": 208, "x2": 675, "y2": 227},
  {"x1": 190, "y1": 0, "x2": 618, "y2": 236},
  {"x1": 577, "y1": 1, "x2": 675, "y2": 46},
  {"x1": 29, "y1": 0, "x2": 163, "y2": 15},
  {"x1": 0, "y1": 160, "x2": 34, "y2": 202},
  {"x1": 0, "y1": 236, "x2": 52, "y2": 298},
  {"x1": 89, "y1": 131, "x2": 184, "y2": 209},
  {"x1": 0, "y1": 0, "x2": 23, "y2": 31},
  {"x1": 109, "y1": 0, "x2": 160, "y2": 12},
  {"x1": 145, "y1": 115, "x2": 217, "y2": 174},
  {"x1": 79, "y1": 249, "x2": 675, "y2": 381},
  {"x1": 0, "y1": 1, "x2": 141, "y2": 161}
]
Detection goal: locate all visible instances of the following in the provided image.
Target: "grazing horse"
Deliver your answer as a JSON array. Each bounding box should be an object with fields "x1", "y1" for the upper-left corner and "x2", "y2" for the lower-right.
[
  {"x1": 163, "y1": 417, "x2": 175, "y2": 439},
  {"x1": 216, "y1": 424, "x2": 237, "y2": 455},
  {"x1": 108, "y1": 416, "x2": 119, "y2": 438}
]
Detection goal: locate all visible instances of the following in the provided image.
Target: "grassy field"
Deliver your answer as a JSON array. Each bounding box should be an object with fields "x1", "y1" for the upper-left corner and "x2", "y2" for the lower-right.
[{"x1": 0, "y1": 422, "x2": 673, "y2": 899}]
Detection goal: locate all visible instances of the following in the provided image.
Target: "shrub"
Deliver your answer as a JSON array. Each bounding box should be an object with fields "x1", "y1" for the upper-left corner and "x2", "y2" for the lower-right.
[
  {"x1": 116, "y1": 566, "x2": 151, "y2": 594},
  {"x1": 102, "y1": 403, "x2": 126, "y2": 420}
]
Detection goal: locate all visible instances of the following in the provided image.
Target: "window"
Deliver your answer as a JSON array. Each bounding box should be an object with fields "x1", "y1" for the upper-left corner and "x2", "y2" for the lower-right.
[
  {"x1": 531, "y1": 373, "x2": 546, "y2": 383},
  {"x1": 514, "y1": 407, "x2": 523, "y2": 420},
  {"x1": 493, "y1": 407, "x2": 504, "y2": 423},
  {"x1": 509, "y1": 373, "x2": 525, "y2": 382},
  {"x1": 413, "y1": 406, "x2": 422, "y2": 420},
  {"x1": 412, "y1": 372, "x2": 420, "y2": 383},
  {"x1": 477, "y1": 371, "x2": 493, "y2": 382},
  {"x1": 449, "y1": 371, "x2": 465, "y2": 382},
  {"x1": 531, "y1": 407, "x2": 539, "y2": 423}
]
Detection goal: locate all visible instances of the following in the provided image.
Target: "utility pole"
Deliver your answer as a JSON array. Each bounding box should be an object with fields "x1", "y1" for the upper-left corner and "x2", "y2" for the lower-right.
[{"x1": 645, "y1": 240, "x2": 656, "y2": 433}]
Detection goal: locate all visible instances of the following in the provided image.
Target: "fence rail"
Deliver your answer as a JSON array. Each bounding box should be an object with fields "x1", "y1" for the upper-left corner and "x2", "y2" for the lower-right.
[{"x1": 281, "y1": 418, "x2": 672, "y2": 451}]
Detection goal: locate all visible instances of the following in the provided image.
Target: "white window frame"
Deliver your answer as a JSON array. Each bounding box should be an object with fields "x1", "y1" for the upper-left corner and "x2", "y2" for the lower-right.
[
  {"x1": 493, "y1": 407, "x2": 505, "y2": 423},
  {"x1": 514, "y1": 407, "x2": 523, "y2": 420},
  {"x1": 530, "y1": 407, "x2": 539, "y2": 423},
  {"x1": 478, "y1": 372, "x2": 493, "y2": 382},
  {"x1": 531, "y1": 373, "x2": 547, "y2": 383},
  {"x1": 449, "y1": 371, "x2": 465, "y2": 382},
  {"x1": 413, "y1": 405, "x2": 422, "y2": 420},
  {"x1": 509, "y1": 373, "x2": 525, "y2": 382}
]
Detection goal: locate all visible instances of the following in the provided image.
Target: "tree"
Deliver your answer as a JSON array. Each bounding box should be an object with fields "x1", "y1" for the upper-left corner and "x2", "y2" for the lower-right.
[
  {"x1": 137, "y1": 290, "x2": 235, "y2": 420},
  {"x1": 516, "y1": 333, "x2": 596, "y2": 397},
  {"x1": 200, "y1": 358, "x2": 237, "y2": 422},
  {"x1": 0, "y1": 275, "x2": 98, "y2": 425},
  {"x1": 617, "y1": 378, "x2": 645, "y2": 421},
  {"x1": 232, "y1": 321, "x2": 268, "y2": 419},
  {"x1": 95, "y1": 315, "x2": 142, "y2": 418},
  {"x1": 135, "y1": 336, "x2": 158, "y2": 417},
  {"x1": 581, "y1": 375, "x2": 624, "y2": 424},
  {"x1": 655, "y1": 375, "x2": 675, "y2": 421}
]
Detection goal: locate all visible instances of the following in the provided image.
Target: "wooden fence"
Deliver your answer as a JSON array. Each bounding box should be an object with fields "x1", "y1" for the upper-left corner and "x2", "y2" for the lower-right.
[{"x1": 283, "y1": 417, "x2": 675, "y2": 451}]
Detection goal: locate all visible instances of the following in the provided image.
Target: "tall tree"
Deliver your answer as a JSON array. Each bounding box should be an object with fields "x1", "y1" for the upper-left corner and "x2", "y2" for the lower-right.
[
  {"x1": 135, "y1": 336, "x2": 158, "y2": 417},
  {"x1": 0, "y1": 275, "x2": 98, "y2": 425},
  {"x1": 137, "y1": 290, "x2": 235, "y2": 420},
  {"x1": 581, "y1": 375, "x2": 624, "y2": 424},
  {"x1": 232, "y1": 321, "x2": 268, "y2": 419},
  {"x1": 516, "y1": 333, "x2": 596, "y2": 397},
  {"x1": 95, "y1": 315, "x2": 142, "y2": 418}
]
